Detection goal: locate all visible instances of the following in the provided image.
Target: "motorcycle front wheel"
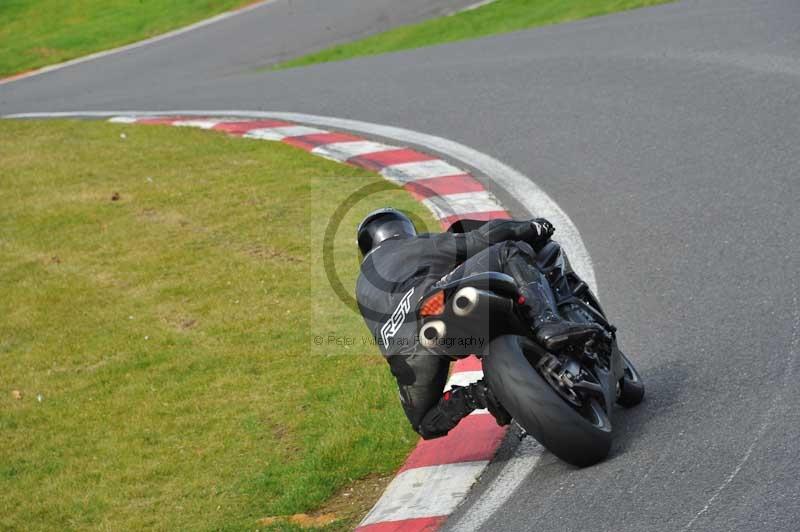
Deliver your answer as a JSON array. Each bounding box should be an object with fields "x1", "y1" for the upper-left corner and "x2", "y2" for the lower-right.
[{"x1": 483, "y1": 334, "x2": 612, "y2": 467}]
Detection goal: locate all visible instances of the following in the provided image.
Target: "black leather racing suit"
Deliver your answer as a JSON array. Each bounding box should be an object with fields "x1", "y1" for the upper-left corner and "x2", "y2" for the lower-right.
[{"x1": 355, "y1": 219, "x2": 552, "y2": 439}]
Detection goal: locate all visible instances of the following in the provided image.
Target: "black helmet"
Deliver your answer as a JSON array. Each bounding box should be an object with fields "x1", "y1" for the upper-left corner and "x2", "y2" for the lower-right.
[{"x1": 357, "y1": 208, "x2": 417, "y2": 257}]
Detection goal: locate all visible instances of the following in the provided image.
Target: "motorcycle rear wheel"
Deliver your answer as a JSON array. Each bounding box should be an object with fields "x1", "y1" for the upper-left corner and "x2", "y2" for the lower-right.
[{"x1": 483, "y1": 334, "x2": 612, "y2": 467}]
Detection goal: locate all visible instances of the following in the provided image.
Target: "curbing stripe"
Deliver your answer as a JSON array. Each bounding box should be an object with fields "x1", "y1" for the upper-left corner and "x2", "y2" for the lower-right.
[
  {"x1": 380, "y1": 159, "x2": 465, "y2": 184},
  {"x1": 350, "y1": 148, "x2": 436, "y2": 170},
  {"x1": 244, "y1": 125, "x2": 327, "y2": 140},
  {"x1": 359, "y1": 462, "x2": 490, "y2": 526},
  {"x1": 172, "y1": 118, "x2": 223, "y2": 129},
  {"x1": 284, "y1": 132, "x2": 363, "y2": 151},
  {"x1": 312, "y1": 140, "x2": 399, "y2": 162},
  {"x1": 139, "y1": 116, "x2": 192, "y2": 125},
  {"x1": 451, "y1": 355, "x2": 484, "y2": 373},
  {"x1": 355, "y1": 516, "x2": 447, "y2": 532},
  {"x1": 103, "y1": 115, "x2": 510, "y2": 531},
  {"x1": 404, "y1": 175, "x2": 485, "y2": 200},
  {"x1": 422, "y1": 190, "x2": 505, "y2": 220},
  {"x1": 213, "y1": 119, "x2": 293, "y2": 134},
  {"x1": 397, "y1": 415, "x2": 505, "y2": 473}
]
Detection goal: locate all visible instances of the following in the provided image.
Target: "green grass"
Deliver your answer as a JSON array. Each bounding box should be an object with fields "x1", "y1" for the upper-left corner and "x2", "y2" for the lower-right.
[
  {"x1": 0, "y1": 120, "x2": 438, "y2": 531},
  {"x1": 0, "y1": 1, "x2": 672, "y2": 79},
  {"x1": 277, "y1": 0, "x2": 671, "y2": 70},
  {"x1": 0, "y1": 0, "x2": 254, "y2": 77}
]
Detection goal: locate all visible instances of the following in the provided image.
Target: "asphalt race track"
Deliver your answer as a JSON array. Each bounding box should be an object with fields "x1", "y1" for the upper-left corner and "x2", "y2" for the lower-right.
[{"x1": 3, "y1": 0, "x2": 799, "y2": 530}]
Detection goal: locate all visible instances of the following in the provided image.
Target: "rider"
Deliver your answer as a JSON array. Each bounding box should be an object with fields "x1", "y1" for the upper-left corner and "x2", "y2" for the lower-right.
[{"x1": 355, "y1": 208, "x2": 603, "y2": 439}]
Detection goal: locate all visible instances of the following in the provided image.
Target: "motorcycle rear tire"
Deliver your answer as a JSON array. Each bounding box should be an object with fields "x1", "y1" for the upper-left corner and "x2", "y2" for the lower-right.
[{"x1": 483, "y1": 334, "x2": 612, "y2": 467}]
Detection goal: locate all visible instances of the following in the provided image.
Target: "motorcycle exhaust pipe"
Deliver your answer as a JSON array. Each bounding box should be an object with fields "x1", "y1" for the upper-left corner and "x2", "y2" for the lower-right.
[
  {"x1": 419, "y1": 320, "x2": 446, "y2": 349},
  {"x1": 452, "y1": 287, "x2": 479, "y2": 316},
  {"x1": 452, "y1": 287, "x2": 514, "y2": 317}
]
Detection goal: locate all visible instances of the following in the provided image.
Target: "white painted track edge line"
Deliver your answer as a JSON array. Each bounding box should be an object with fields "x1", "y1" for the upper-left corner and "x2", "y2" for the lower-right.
[
  {"x1": 447, "y1": 438, "x2": 545, "y2": 532},
  {"x1": 0, "y1": 0, "x2": 276, "y2": 86},
  {"x1": 3, "y1": 111, "x2": 597, "y2": 292}
]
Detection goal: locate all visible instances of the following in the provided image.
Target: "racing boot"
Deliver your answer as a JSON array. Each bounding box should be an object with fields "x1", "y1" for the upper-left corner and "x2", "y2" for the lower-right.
[
  {"x1": 506, "y1": 255, "x2": 602, "y2": 353},
  {"x1": 417, "y1": 380, "x2": 510, "y2": 439}
]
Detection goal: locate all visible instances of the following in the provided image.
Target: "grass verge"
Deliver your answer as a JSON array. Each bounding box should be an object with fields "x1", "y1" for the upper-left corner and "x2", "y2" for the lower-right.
[
  {"x1": 276, "y1": 0, "x2": 671, "y2": 70},
  {"x1": 0, "y1": 119, "x2": 438, "y2": 531},
  {"x1": 0, "y1": 0, "x2": 254, "y2": 77}
]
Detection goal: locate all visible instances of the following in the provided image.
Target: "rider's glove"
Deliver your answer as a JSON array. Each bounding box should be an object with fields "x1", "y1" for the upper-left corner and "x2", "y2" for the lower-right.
[{"x1": 530, "y1": 218, "x2": 555, "y2": 242}]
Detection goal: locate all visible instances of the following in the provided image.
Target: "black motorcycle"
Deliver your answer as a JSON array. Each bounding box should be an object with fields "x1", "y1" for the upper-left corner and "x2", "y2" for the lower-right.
[{"x1": 416, "y1": 220, "x2": 644, "y2": 467}]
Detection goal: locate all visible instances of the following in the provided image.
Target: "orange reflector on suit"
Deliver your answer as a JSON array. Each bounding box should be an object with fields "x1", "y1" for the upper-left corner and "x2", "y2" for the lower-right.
[{"x1": 420, "y1": 291, "x2": 445, "y2": 316}]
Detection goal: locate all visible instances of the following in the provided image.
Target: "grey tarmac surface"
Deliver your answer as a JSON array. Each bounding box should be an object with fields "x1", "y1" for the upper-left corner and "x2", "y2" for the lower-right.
[
  {"x1": 2, "y1": 0, "x2": 799, "y2": 530},
  {"x1": 0, "y1": 0, "x2": 477, "y2": 98}
]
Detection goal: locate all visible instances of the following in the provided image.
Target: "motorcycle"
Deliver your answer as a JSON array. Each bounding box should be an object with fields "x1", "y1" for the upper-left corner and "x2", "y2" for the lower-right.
[{"x1": 416, "y1": 220, "x2": 644, "y2": 467}]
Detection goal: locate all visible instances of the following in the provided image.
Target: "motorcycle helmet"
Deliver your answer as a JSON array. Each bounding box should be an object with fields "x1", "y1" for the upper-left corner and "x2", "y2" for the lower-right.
[{"x1": 357, "y1": 208, "x2": 417, "y2": 257}]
